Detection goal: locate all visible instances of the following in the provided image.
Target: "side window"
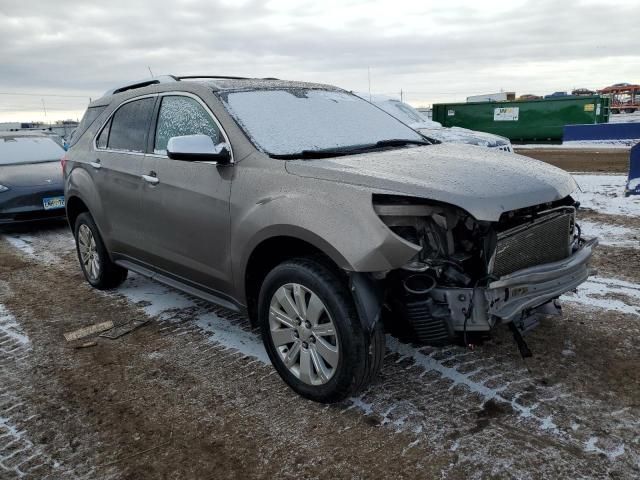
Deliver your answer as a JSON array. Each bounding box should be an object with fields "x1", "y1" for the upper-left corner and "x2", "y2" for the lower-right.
[
  {"x1": 154, "y1": 96, "x2": 222, "y2": 155},
  {"x1": 71, "y1": 105, "x2": 106, "y2": 146},
  {"x1": 107, "y1": 97, "x2": 155, "y2": 152},
  {"x1": 96, "y1": 118, "x2": 111, "y2": 149}
]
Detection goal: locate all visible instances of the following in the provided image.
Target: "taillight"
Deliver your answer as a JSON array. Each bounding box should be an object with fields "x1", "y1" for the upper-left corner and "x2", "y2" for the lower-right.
[{"x1": 61, "y1": 154, "x2": 67, "y2": 172}]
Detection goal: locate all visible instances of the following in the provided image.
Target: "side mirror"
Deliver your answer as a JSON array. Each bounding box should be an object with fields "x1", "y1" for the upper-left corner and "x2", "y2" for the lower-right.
[{"x1": 166, "y1": 134, "x2": 232, "y2": 165}]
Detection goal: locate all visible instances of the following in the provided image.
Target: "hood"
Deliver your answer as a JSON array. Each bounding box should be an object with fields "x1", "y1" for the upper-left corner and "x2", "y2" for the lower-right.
[
  {"x1": 0, "y1": 161, "x2": 63, "y2": 187},
  {"x1": 416, "y1": 125, "x2": 510, "y2": 147},
  {"x1": 285, "y1": 143, "x2": 576, "y2": 222}
]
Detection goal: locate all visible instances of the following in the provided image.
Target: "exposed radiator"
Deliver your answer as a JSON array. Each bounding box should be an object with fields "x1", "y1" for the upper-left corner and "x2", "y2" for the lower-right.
[{"x1": 492, "y1": 210, "x2": 574, "y2": 277}]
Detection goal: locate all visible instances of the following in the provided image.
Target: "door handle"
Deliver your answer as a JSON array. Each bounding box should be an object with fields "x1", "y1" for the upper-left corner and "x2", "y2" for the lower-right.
[
  {"x1": 141, "y1": 172, "x2": 159, "y2": 185},
  {"x1": 89, "y1": 159, "x2": 102, "y2": 169}
]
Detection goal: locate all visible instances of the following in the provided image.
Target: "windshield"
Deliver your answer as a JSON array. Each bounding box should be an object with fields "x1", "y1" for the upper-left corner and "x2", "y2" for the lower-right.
[
  {"x1": 219, "y1": 89, "x2": 426, "y2": 157},
  {"x1": 0, "y1": 136, "x2": 64, "y2": 165}
]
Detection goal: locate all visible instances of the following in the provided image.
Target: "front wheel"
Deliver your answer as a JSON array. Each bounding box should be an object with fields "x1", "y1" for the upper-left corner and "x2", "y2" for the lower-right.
[
  {"x1": 74, "y1": 212, "x2": 127, "y2": 289},
  {"x1": 258, "y1": 258, "x2": 384, "y2": 403}
]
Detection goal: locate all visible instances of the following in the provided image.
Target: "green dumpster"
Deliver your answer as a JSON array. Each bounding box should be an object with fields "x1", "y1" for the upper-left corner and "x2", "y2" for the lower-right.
[{"x1": 432, "y1": 96, "x2": 610, "y2": 142}]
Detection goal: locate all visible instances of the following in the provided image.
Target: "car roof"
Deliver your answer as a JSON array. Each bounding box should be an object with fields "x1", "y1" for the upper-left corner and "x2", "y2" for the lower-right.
[{"x1": 93, "y1": 75, "x2": 343, "y2": 107}]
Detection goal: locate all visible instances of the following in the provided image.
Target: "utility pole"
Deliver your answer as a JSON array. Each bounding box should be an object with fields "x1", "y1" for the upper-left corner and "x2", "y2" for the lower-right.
[
  {"x1": 148, "y1": 66, "x2": 154, "y2": 78},
  {"x1": 400, "y1": 89, "x2": 403, "y2": 102},
  {"x1": 41, "y1": 99, "x2": 47, "y2": 118}
]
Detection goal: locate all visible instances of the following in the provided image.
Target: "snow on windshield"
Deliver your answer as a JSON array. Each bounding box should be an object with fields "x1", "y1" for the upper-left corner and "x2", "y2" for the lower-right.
[
  {"x1": 0, "y1": 136, "x2": 64, "y2": 165},
  {"x1": 221, "y1": 89, "x2": 424, "y2": 156}
]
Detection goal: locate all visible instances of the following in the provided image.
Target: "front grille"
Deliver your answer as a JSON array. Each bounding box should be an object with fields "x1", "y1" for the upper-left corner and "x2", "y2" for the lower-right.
[{"x1": 492, "y1": 210, "x2": 573, "y2": 277}]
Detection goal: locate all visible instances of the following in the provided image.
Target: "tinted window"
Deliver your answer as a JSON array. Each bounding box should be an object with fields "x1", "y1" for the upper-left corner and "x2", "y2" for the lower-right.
[
  {"x1": 70, "y1": 106, "x2": 106, "y2": 146},
  {"x1": 0, "y1": 136, "x2": 64, "y2": 165},
  {"x1": 107, "y1": 97, "x2": 155, "y2": 152},
  {"x1": 154, "y1": 96, "x2": 221, "y2": 154}
]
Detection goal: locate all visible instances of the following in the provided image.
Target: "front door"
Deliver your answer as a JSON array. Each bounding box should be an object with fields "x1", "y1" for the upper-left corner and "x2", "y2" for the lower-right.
[{"x1": 140, "y1": 94, "x2": 233, "y2": 295}]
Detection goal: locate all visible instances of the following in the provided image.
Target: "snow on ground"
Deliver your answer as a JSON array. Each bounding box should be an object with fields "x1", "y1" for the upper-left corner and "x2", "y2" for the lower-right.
[
  {"x1": 563, "y1": 139, "x2": 638, "y2": 148},
  {"x1": 110, "y1": 272, "x2": 638, "y2": 465},
  {"x1": 3, "y1": 223, "x2": 640, "y2": 475},
  {"x1": 609, "y1": 112, "x2": 640, "y2": 124},
  {"x1": 117, "y1": 273, "x2": 270, "y2": 363},
  {"x1": 516, "y1": 143, "x2": 633, "y2": 150},
  {"x1": 572, "y1": 174, "x2": 640, "y2": 216},
  {"x1": 562, "y1": 276, "x2": 640, "y2": 315},
  {"x1": 579, "y1": 220, "x2": 639, "y2": 248},
  {"x1": 0, "y1": 304, "x2": 30, "y2": 346},
  {"x1": 2, "y1": 229, "x2": 70, "y2": 265},
  {"x1": 3, "y1": 236, "x2": 34, "y2": 257}
]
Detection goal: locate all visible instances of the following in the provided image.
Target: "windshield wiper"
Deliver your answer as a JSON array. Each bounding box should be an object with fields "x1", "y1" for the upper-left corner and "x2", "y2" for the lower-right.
[
  {"x1": 270, "y1": 139, "x2": 430, "y2": 160},
  {"x1": 374, "y1": 139, "x2": 430, "y2": 147}
]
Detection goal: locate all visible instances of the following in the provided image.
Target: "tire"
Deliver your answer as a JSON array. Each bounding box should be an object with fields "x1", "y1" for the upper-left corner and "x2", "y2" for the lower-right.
[
  {"x1": 74, "y1": 212, "x2": 127, "y2": 289},
  {"x1": 258, "y1": 258, "x2": 385, "y2": 403}
]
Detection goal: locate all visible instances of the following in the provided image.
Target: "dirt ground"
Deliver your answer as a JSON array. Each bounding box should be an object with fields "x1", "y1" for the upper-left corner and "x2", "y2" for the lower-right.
[
  {"x1": 1, "y1": 152, "x2": 639, "y2": 479},
  {"x1": 514, "y1": 148, "x2": 630, "y2": 173}
]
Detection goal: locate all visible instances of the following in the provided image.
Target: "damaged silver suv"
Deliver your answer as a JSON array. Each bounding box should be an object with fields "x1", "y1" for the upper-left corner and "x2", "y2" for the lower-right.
[{"x1": 64, "y1": 75, "x2": 596, "y2": 403}]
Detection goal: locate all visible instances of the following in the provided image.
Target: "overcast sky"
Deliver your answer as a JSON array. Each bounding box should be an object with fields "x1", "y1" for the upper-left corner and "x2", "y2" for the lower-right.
[{"x1": 0, "y1": 0, "x2": 638, "y2": 122}]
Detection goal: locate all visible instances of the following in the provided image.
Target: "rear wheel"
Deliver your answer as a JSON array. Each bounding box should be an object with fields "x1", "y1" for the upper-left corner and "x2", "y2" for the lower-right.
[
  {"x1": 258, "y1": 258, "x2": 384, "y2": 403},
  {"x1": 74, "y1": 212, "x2": 127, "y2": 289}
]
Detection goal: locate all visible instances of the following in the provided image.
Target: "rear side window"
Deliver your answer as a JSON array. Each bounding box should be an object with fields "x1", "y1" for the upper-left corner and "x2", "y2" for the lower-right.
[
  {"x1": 70, "y1": 106, "x2": 106, "y2": 146},
  {"x1": 96, "y1": 119, "x2": 110, "y2": 149},
  {"x1": 107, "y1": 97, "x2": 155, "y2": 152},
  {"x1": 154, "y1": 96, "x2": 221, "y2": 154}
]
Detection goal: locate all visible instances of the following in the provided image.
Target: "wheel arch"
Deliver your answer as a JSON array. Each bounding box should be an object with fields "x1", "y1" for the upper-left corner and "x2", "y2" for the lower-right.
[
  {"x1": 241, "y1": 229, "x2": 352, "y2": 324},
  {"x1": 65, "y1": 195, "x2": 90, "y2": 230}
]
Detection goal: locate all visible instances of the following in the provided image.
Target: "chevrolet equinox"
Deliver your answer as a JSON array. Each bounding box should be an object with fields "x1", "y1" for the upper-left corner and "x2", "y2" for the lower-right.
[{"x1": 64, "y1": 75, "x2": 597, "y2": 402}]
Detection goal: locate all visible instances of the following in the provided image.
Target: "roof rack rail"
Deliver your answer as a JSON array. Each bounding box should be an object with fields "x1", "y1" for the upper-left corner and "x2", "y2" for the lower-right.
[
  {"x1": 102, "y1": 75, "x2": 179, "y2": 97},
  {"x1": 177, "y1": 75, "x2": 250, "y2": 81},
  {"x1": 176, "y1": 75, "x2": 280, "y2": 81}
]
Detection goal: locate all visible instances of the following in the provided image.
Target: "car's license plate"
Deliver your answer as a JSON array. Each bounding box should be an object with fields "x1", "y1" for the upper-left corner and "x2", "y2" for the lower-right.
[{"x1": 43, "y1": 196, "x2": 65, "y2": 210}]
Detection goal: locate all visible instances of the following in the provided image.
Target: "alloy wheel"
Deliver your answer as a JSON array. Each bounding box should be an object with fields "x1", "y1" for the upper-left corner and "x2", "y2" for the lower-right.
[
  {"x1": 78, "y1": 224, "x2": 100, "y2": 282},
  {"x1": 269, "y1": 283, "x2": 340, "y2": 386}
]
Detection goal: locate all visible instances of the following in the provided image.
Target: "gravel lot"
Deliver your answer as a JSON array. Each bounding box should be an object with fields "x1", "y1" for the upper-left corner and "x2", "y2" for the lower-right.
[{"x1": 1, "y1": 160, "x2": 639, "y2": 479}]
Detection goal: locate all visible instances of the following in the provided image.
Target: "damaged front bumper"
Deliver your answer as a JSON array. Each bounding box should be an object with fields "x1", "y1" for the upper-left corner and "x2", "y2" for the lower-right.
[
  {"x1": 350, "y1": 237, "x2": 597, "y2": 345},
  {"x1": 486, "y1": 237, "x2": 597, "y2": 322},
  {"x1": 431, "y1": 237, "x2": 597, "y2": 335}
]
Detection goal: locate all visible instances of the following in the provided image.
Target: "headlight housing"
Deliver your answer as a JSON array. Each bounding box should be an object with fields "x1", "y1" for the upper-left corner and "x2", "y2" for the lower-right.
[{"x1": 0, "y1": 184, "x2": 9, "y2": 193}]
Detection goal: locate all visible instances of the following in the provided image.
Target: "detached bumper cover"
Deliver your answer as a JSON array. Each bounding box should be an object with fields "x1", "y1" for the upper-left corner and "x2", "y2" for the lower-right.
[{"x1": 486, "y1": 238, "x2": 597, "y2": 321}]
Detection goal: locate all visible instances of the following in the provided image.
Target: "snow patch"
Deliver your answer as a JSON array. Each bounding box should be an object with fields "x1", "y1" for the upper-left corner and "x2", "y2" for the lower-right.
[
  {"x1": 564, "y1": 139, "x2": 639, "y2": 148},
  {"x1": 563, "y1": 276, "x2": 640, "y2": 315},
  {"x1": 584, "y1": 437, "x2": 626, "y2": 460},
  {"x1": 579, "y1": 220, "x2": 639, "y2": 248},
  {"x1": 0, "y1": 303, "x2": 29, "y2": 346},
  {"x1": 572, "y1": 174, "x2": 640, "y2": 217},
  {"x1": 4, "y1": 235, "x2": 35, "y2": 256}
]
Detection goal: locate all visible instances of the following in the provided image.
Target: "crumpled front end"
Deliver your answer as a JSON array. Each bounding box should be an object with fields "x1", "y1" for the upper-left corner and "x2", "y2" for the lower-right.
[{"x1": 371, "y1": 195, "x2": 596, "y2": 348}]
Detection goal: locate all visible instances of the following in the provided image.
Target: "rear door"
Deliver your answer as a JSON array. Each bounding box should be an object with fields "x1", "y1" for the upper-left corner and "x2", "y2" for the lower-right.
[
  {"x1": 92, "y1": 96, "x2": 156, "y2": 259},
  {"x1": 140, "y1": 93, "x2": 234, "y2": 295}
]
